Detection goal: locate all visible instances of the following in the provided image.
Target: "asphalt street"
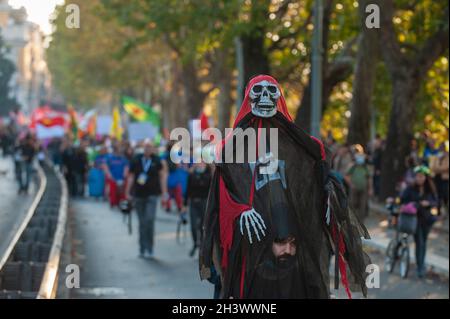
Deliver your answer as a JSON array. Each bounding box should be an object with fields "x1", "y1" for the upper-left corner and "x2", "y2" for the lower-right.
[{"x1": 70, "y1": 198, "x2": 213, "y2": 299}]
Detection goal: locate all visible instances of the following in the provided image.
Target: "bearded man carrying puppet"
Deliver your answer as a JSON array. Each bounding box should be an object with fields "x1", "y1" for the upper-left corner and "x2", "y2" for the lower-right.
[{"x1": 199, "y1": 75, "x2": 371, "y2": 299}]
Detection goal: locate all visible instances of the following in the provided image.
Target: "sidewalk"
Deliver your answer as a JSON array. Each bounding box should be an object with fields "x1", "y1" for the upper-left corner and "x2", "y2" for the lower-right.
[{"x1": 364, "y1": 201, "x2": 449, "y2": 277}]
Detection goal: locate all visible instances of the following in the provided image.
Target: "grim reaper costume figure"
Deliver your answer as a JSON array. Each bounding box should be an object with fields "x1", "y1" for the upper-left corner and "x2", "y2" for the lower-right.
[{"x1": 200, "y1": 75, "x2": 371, "y2": 299}]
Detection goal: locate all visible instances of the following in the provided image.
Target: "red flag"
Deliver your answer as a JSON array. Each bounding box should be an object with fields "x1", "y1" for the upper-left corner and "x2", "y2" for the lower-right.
[
  {"x1": 30, "y1": 106, "x2": 68, "y2": 130},
  {"x1": 30, "y1": 106, "x2": 52, "y2": 129},
  {"x1": 38, "y1": 115, "x2": 67, "y2": 127},
  {"x1": 199, "y1": 111, "x2": 210, "y2": 131}
]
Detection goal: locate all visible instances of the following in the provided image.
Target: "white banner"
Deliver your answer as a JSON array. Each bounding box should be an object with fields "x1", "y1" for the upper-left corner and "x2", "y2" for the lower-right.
[
  {"x1": 128, "y1": 122, "x2": 159, "y2": 142},
  {"x1": 96, "y1": 115, "x2": 112, "y2": 135},
  {"x1": 36, "y1": 124, "x2": 65, "y2": 139}
]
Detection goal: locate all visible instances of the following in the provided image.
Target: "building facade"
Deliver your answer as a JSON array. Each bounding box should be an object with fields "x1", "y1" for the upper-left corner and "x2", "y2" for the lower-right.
[{"x1": 0, "y1": 0, "x2": 50, "y2": 115}]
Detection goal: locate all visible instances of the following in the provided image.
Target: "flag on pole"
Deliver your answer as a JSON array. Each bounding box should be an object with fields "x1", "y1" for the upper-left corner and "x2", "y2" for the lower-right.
[
  {"x1": 199, "y1": 111, "x2": 211, "y2": 131},
  {"x1": 38, "y1": 115, "x2": 67, "y2": 127},
  {"x1": 29, "y1": 106, "x2": 52, "y2": 130},
  {"x1": 122, "y1": 96, "x2": 160, "y2": 126},
  {"x1": 29, "y1": 106, "x2": 68, "y2": 139},
  {"x1": 190, "y1": 110, "x2": 213, "y2": 141},
  {"x1": 79, "y1": 109, "x2": 97, "y2": 138},
  {"x1": 87, "y1": 114, "x2": 97, "y2": 138},
  {"x1": 110, "y1": 106, "x2": 123, "y2": 141},
  {"x1": 67, "y1": 105, "x2": 80, "y2": 142}
]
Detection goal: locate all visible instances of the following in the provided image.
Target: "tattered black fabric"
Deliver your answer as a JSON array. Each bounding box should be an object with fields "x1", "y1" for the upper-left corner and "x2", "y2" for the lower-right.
[{"x1": 200, "y1": 111, "x2": 370, "y2": 299}]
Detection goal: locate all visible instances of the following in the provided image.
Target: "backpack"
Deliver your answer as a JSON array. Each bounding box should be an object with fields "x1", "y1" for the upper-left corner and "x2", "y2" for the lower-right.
[{"x1": 348, "y1": 165, "x2": 369, "y2": 191}]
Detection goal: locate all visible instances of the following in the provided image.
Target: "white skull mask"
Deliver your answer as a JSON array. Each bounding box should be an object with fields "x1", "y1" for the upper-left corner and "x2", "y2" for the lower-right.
[{"x1": 249, "y1": 80, "x2": 281, "y2": 118}]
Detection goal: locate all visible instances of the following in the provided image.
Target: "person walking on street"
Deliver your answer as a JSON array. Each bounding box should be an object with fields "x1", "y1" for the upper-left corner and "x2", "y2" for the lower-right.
[
  {"x1": 72, "y1": 140, "x2": 89, "y2": 197},
  {"x1": 409, "y1": 138, "x2": 421, "y2": 167},
  {"x1": 48, "y1": 137, "x2": 62, "y2": 168},
  {"x1": 422, "y1": 135, "x2": 438, "y2": 165},
  {"x1": 14, "y1": 134, "x2": 36, "y2": 194},
  {"x1": 185, "y1": 161, "x2": 212, "y2": 257},
  {"x1": 126, "y1": 143, "x2": 168, "y2": 259},
  {"x1": 402, "y1": 156, "x2": 418, "y2": 192},
  {"x1": 1, "y1": 123, "x2": 15, "y2": 157},
  {"x1": 430, "y1": 142, "x2": 449, "y2": 215},
  {"x1": 103, "y1": 145, "x2": 129, "y2": 208},
  {"x1": 61, "y1": 138, "x2": 77, "y2": 195},
  {"x1": 370, "y1": 135, "x2": 383, "y2": 200},
  {"x1": 200, "y1": 75, "x2": 370, "y2": 299},
  {"x1": 400, "y1": 165, "x2": 439, "y2": 278},
  {"x1": 345, "y1": 145, "x2": 372, "y2": 222},
  {"x1": 331, "y1": 144, "x2": 353, "y2": 194},
  {"x1": 94, "y1": 145, "x2": 109, "y2": 168},
  {"x1": 164, "y1": 143, "x2": 188, "y2": 214}
]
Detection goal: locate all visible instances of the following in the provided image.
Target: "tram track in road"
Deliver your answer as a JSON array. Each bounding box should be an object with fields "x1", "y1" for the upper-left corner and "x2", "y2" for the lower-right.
[{"x1": 0, "y1": 161, "x2": 68, "y2": 299}]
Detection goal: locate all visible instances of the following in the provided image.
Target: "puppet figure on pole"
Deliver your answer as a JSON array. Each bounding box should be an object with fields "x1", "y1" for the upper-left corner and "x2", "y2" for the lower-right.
[{"x1": 199, "y1": 75, "x2": 371, "y2": 299}]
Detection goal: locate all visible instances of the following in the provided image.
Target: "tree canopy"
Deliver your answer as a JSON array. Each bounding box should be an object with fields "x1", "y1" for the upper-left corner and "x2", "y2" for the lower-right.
[{"x1": 47, "y1": 0, "x2": 448, "y2": 148}]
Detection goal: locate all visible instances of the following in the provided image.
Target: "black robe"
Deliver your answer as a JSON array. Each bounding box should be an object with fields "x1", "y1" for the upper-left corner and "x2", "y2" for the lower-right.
[{"x1": 199, "y1": 112, "x2": 370, "y2": 299}]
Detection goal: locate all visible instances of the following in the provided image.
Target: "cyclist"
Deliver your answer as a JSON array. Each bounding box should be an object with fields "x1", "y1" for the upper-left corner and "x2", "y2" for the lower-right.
[{"x1": 400, "y1": 165, "x2": 438, "y2": 278}]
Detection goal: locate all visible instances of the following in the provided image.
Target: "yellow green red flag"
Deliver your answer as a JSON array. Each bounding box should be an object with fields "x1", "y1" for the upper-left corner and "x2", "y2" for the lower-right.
[
  {"x1": 122, "y1": 96, "x2": 160, "y2": 126},
  {"x1": 67, "y1": 104, "x2": 80, "y2": 142}
]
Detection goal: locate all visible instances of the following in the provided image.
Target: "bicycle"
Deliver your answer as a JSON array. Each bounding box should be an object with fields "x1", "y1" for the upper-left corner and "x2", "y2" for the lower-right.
[
  {"x1": 176, "y1": 211, "x2": 188, "y2": 244},
  {"x1": 384, "y1": 199, "x2": 417, "y2": 279},
  {"x1": 385, "y1": 228, "x2": 411, "y2": 278}
]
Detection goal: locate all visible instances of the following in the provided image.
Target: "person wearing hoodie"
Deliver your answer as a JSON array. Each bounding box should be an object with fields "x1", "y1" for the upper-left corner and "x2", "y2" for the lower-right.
[{"x1": 345, "y1": 145, "x2": 372, "y2": 222}]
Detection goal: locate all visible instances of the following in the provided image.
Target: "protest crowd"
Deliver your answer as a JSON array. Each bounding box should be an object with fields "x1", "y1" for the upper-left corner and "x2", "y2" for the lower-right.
[
  {"x1": 0, "y1": 101, "x2": 215, "y2": 262},
  {"x1": 0, "y1": 101, "x2": 448, "y2": 282}
]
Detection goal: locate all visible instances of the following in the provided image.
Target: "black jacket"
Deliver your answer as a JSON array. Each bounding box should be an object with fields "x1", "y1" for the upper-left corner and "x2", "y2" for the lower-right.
[
  {"x1": 185, "y1": 168, "x2": 212, "y2": 204},
  {"x1": 400, "y1": 185, "x2": 438, "y2": 225}
]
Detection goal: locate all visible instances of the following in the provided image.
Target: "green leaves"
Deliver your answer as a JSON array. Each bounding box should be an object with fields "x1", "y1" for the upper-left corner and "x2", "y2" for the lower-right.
[
  {"x1": 0, "y1": 35, "x2": 17, "y2": 115},
  {"x1": 46, "y1": 0, "x2": 448, "y2": 145}
]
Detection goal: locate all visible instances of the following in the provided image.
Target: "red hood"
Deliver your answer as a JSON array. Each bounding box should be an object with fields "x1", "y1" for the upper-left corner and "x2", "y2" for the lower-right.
[
  {"x1": 233, "y1": 74, "x2": 293, "y2": 128},
  {"x1": 215, "y1": 75, "x2": 295, "y2": 159}
]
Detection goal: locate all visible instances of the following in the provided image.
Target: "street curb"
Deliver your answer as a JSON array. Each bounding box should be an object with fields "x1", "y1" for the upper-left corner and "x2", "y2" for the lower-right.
[{"x1": 362, "y1": 238, "x2": 449, "y2": 279}]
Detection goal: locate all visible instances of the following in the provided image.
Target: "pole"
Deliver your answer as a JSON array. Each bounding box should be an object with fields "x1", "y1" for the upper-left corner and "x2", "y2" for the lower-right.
[
  {"x1": 234, "y1": 36, "x2": 245, "y2": 111},
  {"x1": 370, "y1": 106, "x2": 376, "y2": 142},
  {"x1": 310, "y1": 0, "x2": 323, "y2": 138}
]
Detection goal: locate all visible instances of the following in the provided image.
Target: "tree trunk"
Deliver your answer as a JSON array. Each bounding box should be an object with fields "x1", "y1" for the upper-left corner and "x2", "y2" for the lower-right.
[
  {"x1": 240, "y1": 0, "x2": 271, "y2": 85},
  {"x1": 295, "y1": 84, "x2": 312, "y2": 131},
  {"x1": 347, "y1": 0, "x2": 379, "y2": 148},
  {"x1": 216, "y1": 53, "x2": 233, "y2": 132},
  {"x1": 207, "y1": 47, "x2": 234, "y2": 133},
  {"x1": 377, "y1": 0, "x2": 448, "y2": 199},
  {"x1": 380, "y1": 77, "x2": 420, "y2": 199},
  {"x1": 181, "y1": 60, "x2": 207, "y2": 120},
  {"x1": 168, "y1": 60, "x2": 188, "y2": 129},
  {"x1": 241, "y1": 32, "x2": 270, "y2": 85},
  {"x1": 217, "y1": 77, "x2": 233, "y2": 133}
]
